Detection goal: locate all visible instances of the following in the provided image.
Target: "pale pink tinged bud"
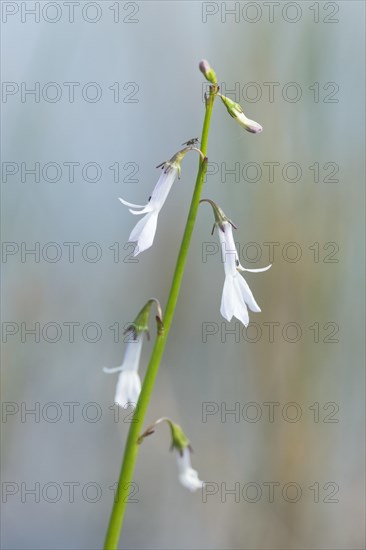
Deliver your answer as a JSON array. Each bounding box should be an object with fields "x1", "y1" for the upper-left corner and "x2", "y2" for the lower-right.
[{"x1": 199, "y1": 59, "x2": 217, "y2": 84}]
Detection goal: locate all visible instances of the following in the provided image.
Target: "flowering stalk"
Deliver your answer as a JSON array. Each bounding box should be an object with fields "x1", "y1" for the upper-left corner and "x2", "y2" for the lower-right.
[{"x1": 103, "y1": 80, "x2": 218, "y2": 550}]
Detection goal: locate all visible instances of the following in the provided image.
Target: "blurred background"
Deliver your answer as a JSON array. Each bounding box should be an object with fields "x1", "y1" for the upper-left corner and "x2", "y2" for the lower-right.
[{"x1": 1, "y1": 1, "x2": 365, "y2": 548}]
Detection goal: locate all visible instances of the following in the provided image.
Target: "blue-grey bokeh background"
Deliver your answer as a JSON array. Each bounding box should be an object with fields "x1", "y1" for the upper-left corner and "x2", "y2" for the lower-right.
[{"x1": 1, "y1": 1, "x2": 365, "y2": 549}]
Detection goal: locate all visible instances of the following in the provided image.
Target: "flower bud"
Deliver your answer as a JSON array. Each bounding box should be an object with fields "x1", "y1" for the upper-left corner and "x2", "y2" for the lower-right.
[
  {"x1": 199, "y1": 59, "x2": 217, "y2": 84},
  {"x1": 219, "y1": 94, "x2": 263, "y2": 134}
]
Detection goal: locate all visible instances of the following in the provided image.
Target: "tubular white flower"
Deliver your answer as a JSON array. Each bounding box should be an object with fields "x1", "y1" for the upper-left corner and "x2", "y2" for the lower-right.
[
  {"x1": 176, "y1": 447, "x2": 204, "y2": 492},
  {"x1": 118, "y1": 147, "x2": 204, "y2": 257},
  {"x1": 119, "y1": 164, "x2": 178, "y2": 256},
  {"x1": 218, "y1": 221, "x2": 271, "y2": 327},
  {"x1": 103, "y1": 334, "x2": 143, "y2": 408}
]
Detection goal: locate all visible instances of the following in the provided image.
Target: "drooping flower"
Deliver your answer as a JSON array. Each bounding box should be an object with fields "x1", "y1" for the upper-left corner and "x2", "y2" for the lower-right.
[
  {"x1": 168, "y1": 421, "x2": 204, "y2": 492},
  {"x1": 219, "y1": 93, "x2": 263, "y2": 134},
  {"x1": 138, "y1": 417, "x2": 204, "y2": 493},
  {"x1": 201, "y1": 199, "x2": 271, "y2": 327},
  {"x1": 119, "y1": 147, "x2": 203, "y2": 256},
  {"x1": 103, "y1": 299, "x2": 163, "y2": 408},
  {"x1": 218, "y1": 221, "x2": 271, "y2": 326}
]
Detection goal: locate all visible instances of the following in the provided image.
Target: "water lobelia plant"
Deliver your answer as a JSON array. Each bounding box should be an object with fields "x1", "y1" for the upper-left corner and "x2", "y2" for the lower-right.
[{"x1": 103, "y1": 60, "x2": 271, "y2": 549}]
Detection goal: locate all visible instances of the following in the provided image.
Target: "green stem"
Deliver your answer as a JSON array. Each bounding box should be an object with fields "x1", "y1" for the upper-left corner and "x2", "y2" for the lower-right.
[{"x1": 104, "y1": 86, "x2": 217, "y2": 550}]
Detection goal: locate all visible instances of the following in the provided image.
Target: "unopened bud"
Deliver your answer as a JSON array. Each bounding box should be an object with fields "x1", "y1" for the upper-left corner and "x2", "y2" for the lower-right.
[
  {"x1": 199, "y1": 59, "x2": 217, "y2": 84},
  {"x1": 219, "y1": 94, "x2": 263, "y2": 134}
]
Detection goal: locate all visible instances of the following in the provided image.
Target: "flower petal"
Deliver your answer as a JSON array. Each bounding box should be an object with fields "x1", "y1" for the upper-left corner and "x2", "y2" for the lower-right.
[
  {"x1": 129, "y1": 211, "x2": 159, "y2": 256},
  {"x1": 220, "y1": 276, "x2": 236, "y2": 322},
  {"x1": 149, "y1": 167, "x2": 178, "y2": 210},
  {"x1": 129, "y1": 205, "x2": 153, "y2": 216},
  {"x1": 236, "y1": 273, "x2": 261, "y2": 313},
  {"x1": 118, "y1": 197, "x2": 146, "y2": 209},
  {"x1": 220, "y1": 275, "x2": 252, "y2": 326},
  {"x1": 237, "y1": 263, "x2": 272, "y2": 273},
  {"x1": 103, "y1": 366, "x2": 123, "y2": 374},
  {"x1": 114, "y1": 371, "x2": 141, "y2": 408},
  {"x1": 230, "y1": 277, "x2": 250, "y2": 326}
]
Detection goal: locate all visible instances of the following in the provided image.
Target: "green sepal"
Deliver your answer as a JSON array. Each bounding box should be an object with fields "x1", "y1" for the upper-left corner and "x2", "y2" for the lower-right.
[
  {"x1": 219, "y1": 94, "x2": 243, "y2": 118},
  {"x1": 200, "y1": 198, "x2": 237, "y2": 233},
  {"x1": 156, "y1": 146, "x2": 204, "y2": 177},
  {"x1": 167, "y1": 420, "x2": 191, "y2": 456},
  {"x1": 124, "y1": 298, "x2": 163, "y2": 340}
]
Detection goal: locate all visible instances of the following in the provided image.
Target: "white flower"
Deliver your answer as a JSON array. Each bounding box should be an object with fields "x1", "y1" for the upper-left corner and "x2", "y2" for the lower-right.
[
  {"x1": 119, "y1": 147, "x2": 204, "y2": 256},
  {"x1": 118, "y1": 162, "x2": 179, "y2": 256},
  {"x1": 138, "y1": 417, "x2": 205, "y2": 493},
  {"x1": 218, "y1": 221, "x2": 271, "y2": 327},
  {"x1": 176, "y1": 447, "x2": 204, "y2": 492},
  {"x1": 103, "y1": 333, "x2": 143, "y2": 408}
]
